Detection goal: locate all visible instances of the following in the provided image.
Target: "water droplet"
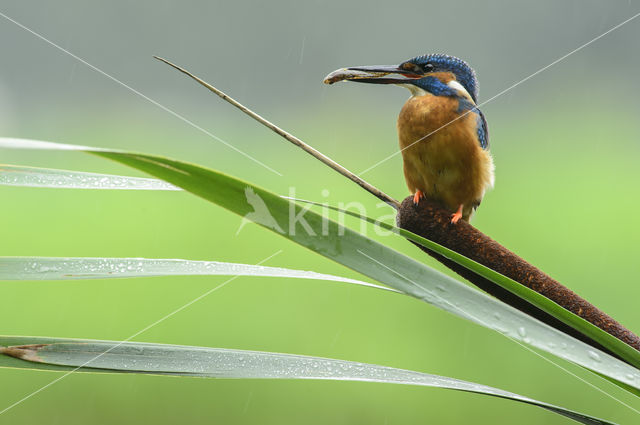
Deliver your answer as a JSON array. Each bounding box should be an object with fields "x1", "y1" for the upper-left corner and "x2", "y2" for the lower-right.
[
  {"x1": 587, "y1": 351, "x2": 601, "y2": 362},
  {"x1": 626, "y1": 373, "x2": 635, "y2": 381},
  {"x1": 517, "y1": 327, "x2": 527, "y2": 338},
  {"x1": 435, "y1": 285, "x2": 446, "y2": 292},
  {"x1": 493, "y1": 312, "x2": 501, "y2": 321}
]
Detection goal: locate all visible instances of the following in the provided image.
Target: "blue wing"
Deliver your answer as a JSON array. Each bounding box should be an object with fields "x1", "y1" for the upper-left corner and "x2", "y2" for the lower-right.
[
  {"x1": 456, "y1": 97, "x2": 489, "y2": 150},
  {"x1": 475, "y1": 107, "x2": 489, "y2": 150}
]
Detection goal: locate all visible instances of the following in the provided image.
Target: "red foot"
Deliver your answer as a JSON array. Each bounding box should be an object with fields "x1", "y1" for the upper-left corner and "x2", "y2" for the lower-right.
[
  {"x1": 450, "y1": 204, "x2": 464, "y2": 224},
  {"x1": 412, "y1": 190, "x2": 424, "y2": 205}
]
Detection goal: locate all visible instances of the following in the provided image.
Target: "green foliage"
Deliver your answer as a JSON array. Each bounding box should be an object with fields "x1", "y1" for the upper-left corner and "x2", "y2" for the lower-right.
[
  {"x1": 1, "y1": 138, "x2": 639, "y2": 425},
  {"x1": 0, "y1": 336, "x2": 614, "y2": 425}
]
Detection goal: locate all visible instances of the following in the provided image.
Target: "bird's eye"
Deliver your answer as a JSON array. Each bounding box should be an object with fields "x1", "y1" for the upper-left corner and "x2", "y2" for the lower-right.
[{"x1": 423, "y1": 63, "x2": 434, "y2": 72}]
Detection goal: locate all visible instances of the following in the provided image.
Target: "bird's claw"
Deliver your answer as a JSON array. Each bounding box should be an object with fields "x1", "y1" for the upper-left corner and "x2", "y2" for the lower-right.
[
  {"x1": 450, "y1": 204, "x2": 464, "y2": 224},
  {"x1": 412, "y1": 190, "x2": 424, "y2": 206}
]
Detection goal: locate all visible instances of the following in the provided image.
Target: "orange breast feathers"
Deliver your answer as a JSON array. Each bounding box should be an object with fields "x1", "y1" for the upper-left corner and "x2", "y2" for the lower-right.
[{"x1": 397, "y1": 93, "x2": 494, "y2": 221}]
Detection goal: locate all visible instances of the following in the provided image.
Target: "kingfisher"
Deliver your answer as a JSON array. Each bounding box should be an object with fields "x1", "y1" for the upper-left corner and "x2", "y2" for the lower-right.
[{"x1": 324, "y1": 54, "x2": 494, "y2": 223}]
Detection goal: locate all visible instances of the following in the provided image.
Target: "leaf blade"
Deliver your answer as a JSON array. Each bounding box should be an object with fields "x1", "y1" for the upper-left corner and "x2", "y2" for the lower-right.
[
  {"x1": 0, "y1": 336, "x2": 616, "y2": 425},
  {"x1": 0, "y1": 256, "x2": 392, "y2": 292},
  {"x1": 0, "y1": 165, "x2": 181, "y2": 190},
  {"x1": 290, "y1": 198, "x2": 640, "y2": 371},
  {"x1": 3, "y1": 137, "x2": 640, "y2": 395}
]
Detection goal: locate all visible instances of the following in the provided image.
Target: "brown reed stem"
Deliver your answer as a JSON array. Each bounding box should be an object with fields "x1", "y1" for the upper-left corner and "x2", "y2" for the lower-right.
[
  {"x1": 396, "y1": 196, "x2": 640, "y2": 358},
  {"x1": 153, "y1": 56, "x2": 400, "y2": 209}
]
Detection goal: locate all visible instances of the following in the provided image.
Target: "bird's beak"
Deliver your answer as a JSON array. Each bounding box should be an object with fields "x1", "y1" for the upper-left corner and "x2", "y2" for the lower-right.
[{"x1": 323, "y1": 64, "x2": 423, "y2": 85}]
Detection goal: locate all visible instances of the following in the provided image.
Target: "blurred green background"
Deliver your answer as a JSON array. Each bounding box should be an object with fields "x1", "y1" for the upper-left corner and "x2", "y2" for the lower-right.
[{"x1": 1, "y1": 0, "x2": 640, "y2": 423}]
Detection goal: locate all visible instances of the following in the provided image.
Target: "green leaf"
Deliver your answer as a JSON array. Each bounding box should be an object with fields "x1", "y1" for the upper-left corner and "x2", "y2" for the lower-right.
[
  {"x1": 289, "y1": 198, "x2": 640, "y2": 372},
  {"x1": 2, "y1": 137, "x2": 640, "y2": 395},
  {"x1": 0, "y1": 164, "x2": 181, "y2": 190},
  {"x1": 0, "y1": 256, "x2": 392, "y2": 293},
  {"x1": 0, "y1": 336, "x2": 616, "y2": 425},
  {"x1": 6, "y1": 164, "x2": 636, "y2": 373}
]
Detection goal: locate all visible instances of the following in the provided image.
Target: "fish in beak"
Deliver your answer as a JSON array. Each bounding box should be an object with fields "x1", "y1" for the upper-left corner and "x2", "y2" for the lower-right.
[{"x1": 323, "y1": 63, "x2": 425, "y2": 85}]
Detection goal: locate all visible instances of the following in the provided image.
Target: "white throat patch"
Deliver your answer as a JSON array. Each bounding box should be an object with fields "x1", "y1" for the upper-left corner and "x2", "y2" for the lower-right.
[
  {"x1": 447, "y1": 80, "x2": 474, "y2": 102},
  {"x1": 398, "y1": 80, "x2": 474, "y2": 101},
  {"x1": 398, "y1": 83, "x2": 428, "y2": 97}
]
